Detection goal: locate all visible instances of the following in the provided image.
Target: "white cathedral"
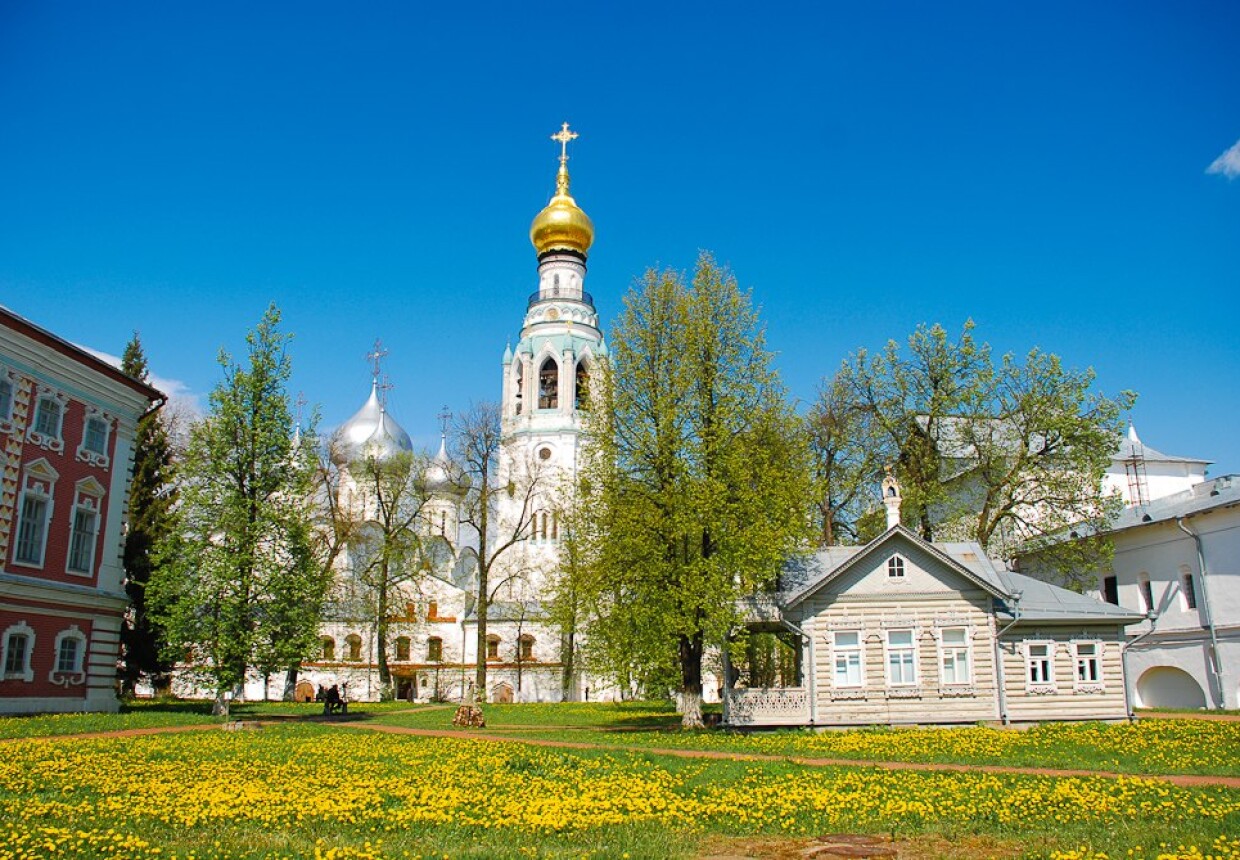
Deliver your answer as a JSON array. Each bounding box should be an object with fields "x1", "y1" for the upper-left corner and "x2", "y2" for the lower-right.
[{"x1": 296, "y1": 125, "x2": 608, "y2": 704}]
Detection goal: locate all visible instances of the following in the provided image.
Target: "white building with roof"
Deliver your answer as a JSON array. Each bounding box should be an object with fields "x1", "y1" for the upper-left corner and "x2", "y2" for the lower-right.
[
  {"x1": 1104, "y1": 424, "x2": 1210, "y2": 508},
  {"x1": 724, "y1": 483, "x2": 1143, "y2": 727},
  {"x1": 1020, "y1": 473, "x2": 1240, "y2": 711}
]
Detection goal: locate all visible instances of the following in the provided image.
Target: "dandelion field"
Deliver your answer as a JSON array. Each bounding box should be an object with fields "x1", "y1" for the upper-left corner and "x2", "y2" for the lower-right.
[{"x1": 3, "y1": 720, "x2": 1240, "y2": 860}]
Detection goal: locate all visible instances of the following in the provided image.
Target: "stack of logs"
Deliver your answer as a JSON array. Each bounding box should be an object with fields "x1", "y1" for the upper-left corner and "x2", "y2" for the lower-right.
[{"x1": 452, "y1": 704, "x2": 486, "y2": 728}]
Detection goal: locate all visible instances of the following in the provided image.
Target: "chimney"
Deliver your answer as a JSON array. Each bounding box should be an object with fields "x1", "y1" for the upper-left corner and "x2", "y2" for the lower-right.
[{"x1": 881, "y1": 471, "x2": 902, "y2": 530}]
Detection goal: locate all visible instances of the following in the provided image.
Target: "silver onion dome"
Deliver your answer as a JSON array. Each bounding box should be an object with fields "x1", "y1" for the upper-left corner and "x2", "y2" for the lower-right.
[
  {"x1": 332, "y1": 380, "x2": 414, "y2": 464},
  {"x1": 423, "y1": 434, "x2": 470, "y2": 496}
]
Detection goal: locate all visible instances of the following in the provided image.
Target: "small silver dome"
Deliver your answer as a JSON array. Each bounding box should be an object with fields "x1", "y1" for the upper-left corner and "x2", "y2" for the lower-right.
[
  {"x1": 333, "y1": 381, "x2": 414, "y2": 464},
  {"x1": 423, "y1": 435, "x2": 469, "y2": 496}
]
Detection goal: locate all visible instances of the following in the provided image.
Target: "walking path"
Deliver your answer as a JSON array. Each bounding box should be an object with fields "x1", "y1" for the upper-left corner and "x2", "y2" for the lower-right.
[
  {"x1": 327, "y1": 721, "x2": 1240, "y2": 789},
  {"x1": 8, "y1": 714, "x2": 1240, "y2": 790}
]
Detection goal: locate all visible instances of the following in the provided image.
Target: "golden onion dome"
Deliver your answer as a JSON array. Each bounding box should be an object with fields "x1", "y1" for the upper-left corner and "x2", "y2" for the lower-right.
[{"x1": 530, "y1": 133, "x2": 594, "y2": 256}]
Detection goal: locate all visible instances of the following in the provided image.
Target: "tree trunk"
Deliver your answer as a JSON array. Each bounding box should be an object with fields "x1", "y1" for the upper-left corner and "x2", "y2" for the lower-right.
[
  {"x1": 678, "y1": 632, "x2": 705, "y2": 729},
  {"x1": 560, "y1": 630, "x2": 575, "y2": 702},
  {"x1": 474, "y1": 572, "x2": 488, "y2": 703},
  {"x1": 377, "y1": 571, "x2": 391, "y2": 699},
  {"x1": 212, "y1": 692, "x2": 229, "y2": 718},
  {"x1": 282, "y1": 665, "x2": 299, "y2": 702}
]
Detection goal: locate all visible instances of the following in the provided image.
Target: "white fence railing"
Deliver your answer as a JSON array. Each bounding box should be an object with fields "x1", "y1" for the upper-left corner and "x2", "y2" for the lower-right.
[{"x1": 724, "y1": 687, "x2": 810, "y2": 726}]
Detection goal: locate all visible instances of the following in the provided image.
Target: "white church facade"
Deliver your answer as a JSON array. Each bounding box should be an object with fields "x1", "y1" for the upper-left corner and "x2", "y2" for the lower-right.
[{"x1": 287, "y1": 125, "x2": 609, "y2": 705}]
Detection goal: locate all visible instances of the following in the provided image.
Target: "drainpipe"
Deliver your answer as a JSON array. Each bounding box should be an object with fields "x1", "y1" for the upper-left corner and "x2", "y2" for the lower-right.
[
  {"x1": 1122, "y1": 610, "x2": 1160, "y2": 720},
  {"x1": 993, "y1": 591, "x2": 1022, "y2": 725},
  {"x1": 779, "y1": 618, "x2": 817, "y2": 725},
  {"x1": 1176, "y1": 516, "x2": 1224, "y2": 709}
]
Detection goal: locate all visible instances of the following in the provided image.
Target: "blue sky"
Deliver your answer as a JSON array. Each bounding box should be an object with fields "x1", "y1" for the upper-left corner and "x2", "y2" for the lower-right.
[{"x1": 2, "y1": 1, "x2": 1237, "y2": 473}]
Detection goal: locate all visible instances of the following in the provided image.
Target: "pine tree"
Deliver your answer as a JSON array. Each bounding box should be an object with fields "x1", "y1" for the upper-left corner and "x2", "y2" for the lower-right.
[
  {"x1": 119, "y1": 333, "x2": 177, "y2": 695},
  {"x1": 149, "y1": 305, "x2": 323, "y2": 715}
]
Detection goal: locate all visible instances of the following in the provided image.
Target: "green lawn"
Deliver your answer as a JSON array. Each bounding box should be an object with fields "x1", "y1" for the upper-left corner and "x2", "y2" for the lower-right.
[
  {"x1": 2, "y1": 722, "x2": 1238, "y2": 859},
  {"x1": 372, "y1": 703, "x2": 1240, "y2": 777}
]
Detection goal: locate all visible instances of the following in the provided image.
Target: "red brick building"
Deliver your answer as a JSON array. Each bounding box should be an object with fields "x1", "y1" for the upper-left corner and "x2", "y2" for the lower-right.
[{"x1": 0, "y1": 307, "x2": 162, "y2": 713}]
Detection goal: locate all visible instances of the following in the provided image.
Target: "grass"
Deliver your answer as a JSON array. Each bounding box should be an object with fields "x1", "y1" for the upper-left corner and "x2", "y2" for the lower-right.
[
  {"x1": 3, "y1": 722, "x2": 1240, "y2": 859},
  {"x1": 0, "y1": 698, "x2": 425, "y2": 740},
  {"x1": 371, "y1": 703, "x2": 1240, "y2": 778}
]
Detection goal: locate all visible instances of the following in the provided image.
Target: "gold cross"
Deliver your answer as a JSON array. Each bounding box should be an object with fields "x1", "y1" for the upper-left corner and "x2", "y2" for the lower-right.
[{"x1": 551, "y1": 122, "x2": 578, "y2": 162}]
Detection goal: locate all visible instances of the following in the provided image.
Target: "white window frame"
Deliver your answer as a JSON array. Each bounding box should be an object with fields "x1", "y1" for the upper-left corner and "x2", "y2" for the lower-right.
[
  {"x1": 0, "y1": 367, "x2": 17, "y2": 434},
  {"x1": 1024, "y1": 640, "x2": 1057, "y2": 694},
  {"x1": 887, "y1": 555, "x2": 905, "y2": 578},
  {"x1": 27, "y1": 387, "x2": 66, "y2": 453},
  {"x1": 75, "y1": 409, "x2": 112, "y2": 468},
  {"x1": 1072, "y1": 640, "x2": 1104, "y2": 693},
  {"x1": 65, "y1": 476, "x2": 106, "y2": 577},
  {"x1": 938, "y1": 626, "x2": 972, "y2": 687},
  {"x1": 2, "y1": 621, "x2": 36, "y2": 682},
  {"x1": 885, "y1": 628, "x2": 918, "y2": 687},
  {"x1": 831, "y1": 630, "x2": 864, "y2": 688},
  {"x1": 49, "y1": 625, "x2": 87, "y2": 686},
  {"x1": 13, "y1": 459, "x2": 58, "y2": 568}
]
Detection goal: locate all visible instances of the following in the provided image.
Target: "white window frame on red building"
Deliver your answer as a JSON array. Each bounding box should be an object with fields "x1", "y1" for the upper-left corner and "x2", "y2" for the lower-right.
[{"x1": 13, "y1": 458, "x2": 59, "y2": 568}]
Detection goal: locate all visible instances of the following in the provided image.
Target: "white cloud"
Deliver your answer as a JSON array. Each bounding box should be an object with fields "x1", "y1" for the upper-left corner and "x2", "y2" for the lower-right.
[
  {"x1": 76, "y1": 344, "x2": 203, "y2": 419},
  {"x1": 1207, "y1": 138, "x2": 1240, "y2": 179}
]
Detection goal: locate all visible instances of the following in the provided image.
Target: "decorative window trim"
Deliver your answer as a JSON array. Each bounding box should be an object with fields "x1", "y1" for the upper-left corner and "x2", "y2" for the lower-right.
[
  {"x1": 14, "y1": 459, "x2": 59, "y2": 568},
  {"x1": 26, "y1": 387, "x2": 67, "y2": 453},
  {"x1": 75, "y1": 408, "x2": 113, "y2": 468},
  {"x1": 320, "y1": 637, "x2": 336, "y2": 661},
  {"x1": 65, "y1": 476, "x2": 106, "y2": 576},
  {"x1": 49, "y1": 625, "x2": 87, "y2": 686},
  {"x1": 884, "y1": 627, "x2": 918, "y2": 687},
  {"x1": 1071, "y1": 639, "x2": 1105, "y2": 694},
  {"x1": 937, "y1": 625, "x2": 972, "y2": 688},
  {"x1": 830, "y1": 629, "x2": 864, "y2": 689},
  {"x1": 0, "y1": 367, "x2": 18, "y2": 435},
  {"x1": 2, "y1": 621, "x2": 36, "y2": 682},
  {"x1": 1023, "y1": 639, "x2": 1058, "y2": 694},
  {"x1": 427, "y1": 636, "x2": 443, "y2": 662}
]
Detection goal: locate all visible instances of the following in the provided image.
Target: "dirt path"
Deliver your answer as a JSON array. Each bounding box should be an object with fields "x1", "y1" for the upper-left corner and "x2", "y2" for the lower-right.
[
  {"x1": 328, "y1": 720, "x2": 1240, "y2": 789},
  {"x1": 9, "y1": 716, "x2": 1240, "y2": 789}
]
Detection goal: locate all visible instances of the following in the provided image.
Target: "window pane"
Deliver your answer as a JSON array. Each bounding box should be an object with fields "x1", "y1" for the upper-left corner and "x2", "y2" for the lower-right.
[
  {"x1": 1029, "y1": 644, "x2": 1048, "y2": 658},
  {"x1": 68, "y1": 509, "x2": 96, "y2": 572},
  {"x1": 5, "y1": 634, "x2": 28, "y2": 673},
  {"x1": 84, "y1": 418, "x2": 107, "y2": 454},
  {"x1": 16, "y1": 496, "x2": 48, "y2": 564},
  {"x1": 35, "y1": 399, "x2": 60, "y2": 436},
  {"x1": 0, "y1": 380, "x2": 11, "y2": 418},
  {"x1": 888, "y1": 630, "x2": 913, "y2": 647},
  {"x1": 834, "y1": 631, "x2": 859, "y2": 648},
  {"x1": 943, "y1": 628, "x2": 966, "y2": 645},
  {"x1": 57, "y1": 638, "x2": 79, "y2": 673}
]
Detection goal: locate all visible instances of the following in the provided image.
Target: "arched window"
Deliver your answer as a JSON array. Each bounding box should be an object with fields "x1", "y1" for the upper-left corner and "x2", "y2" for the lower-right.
[
  {"x1": 575, "y1": 361, "x2": 590, "y2": 410},
  {"x1": 427, "y1": 600, "x2": 439, "y2": 621},
  {"x1": 345, "y1": 634, "x2": 363, "y2": 661},
  {"x1": 887, "y1": 556, "x2": 905, "y2": 578},
  {"x1": 518, "y1": 634, "x2": 535, "y2": 661},
  {"x1": 320, "y1": 637, "x2": 336, "y2": 661},
  {"x1": 51, "y1": 626, "x2": 87, "y2": 683},
  {"x1": 513, "y1": 361, "x2": 524, "y2": 415},
  {"x1": 551, "y1": 511, "x2": 558, "y2": 541},
  {"x1": 395, "y1": 636, "x2": 411, "y2": 661},
  {"x1": 538, "y1": 358, "x2": 558, "y2": 409},
  {"x1": 541, "y1": 512, "x2": 549, "y2": 540},
  {"x1": 486, "y1": 634, "x2": 501, "y2": 662},
  {"x1": 427, "y1": 636, "x2": 443, "y2": 662}
]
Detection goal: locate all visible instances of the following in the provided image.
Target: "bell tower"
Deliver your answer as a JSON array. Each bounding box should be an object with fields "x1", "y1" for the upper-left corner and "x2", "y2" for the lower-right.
[{"x1": 501, "y1": 123, "x2": 605, "y2": 474}]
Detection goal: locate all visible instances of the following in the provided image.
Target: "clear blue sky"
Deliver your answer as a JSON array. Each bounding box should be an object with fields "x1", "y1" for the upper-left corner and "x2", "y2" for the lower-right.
[{"x1": 2, "y1": 2, "x2": 1237, "y2": 472}]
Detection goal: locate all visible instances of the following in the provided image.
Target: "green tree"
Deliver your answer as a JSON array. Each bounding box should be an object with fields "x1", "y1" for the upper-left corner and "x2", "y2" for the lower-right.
[
  {"x1": 834, "y1": 320, "x2": 1134, "y2": 580},
  {"x1": 582, "y1": 253, "x2": 814, "y2": 727},
  {"x1": 118, "y1": 332, "x2": 177, "y2": 696},
  {"x1": 149, "y1": 305, "x2": 323, "y2": 716}
]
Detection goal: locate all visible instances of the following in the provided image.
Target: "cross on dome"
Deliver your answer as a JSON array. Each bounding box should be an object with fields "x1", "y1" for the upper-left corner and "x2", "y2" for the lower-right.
[
  {"x1": 551, "y1": 122, "x2": 578, "y2": 164},
  {"x1": 437, "y1": 404, "x2": 452, "y2": 437},
  {"x1": 366, "y1": 338, "x2": 388, "y2": 381}
]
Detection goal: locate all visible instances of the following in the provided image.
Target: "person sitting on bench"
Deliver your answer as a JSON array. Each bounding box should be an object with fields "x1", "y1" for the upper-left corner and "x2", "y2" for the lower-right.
[{"x1": 323, "y1": 684, "x2": 346, "y2": 715}]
